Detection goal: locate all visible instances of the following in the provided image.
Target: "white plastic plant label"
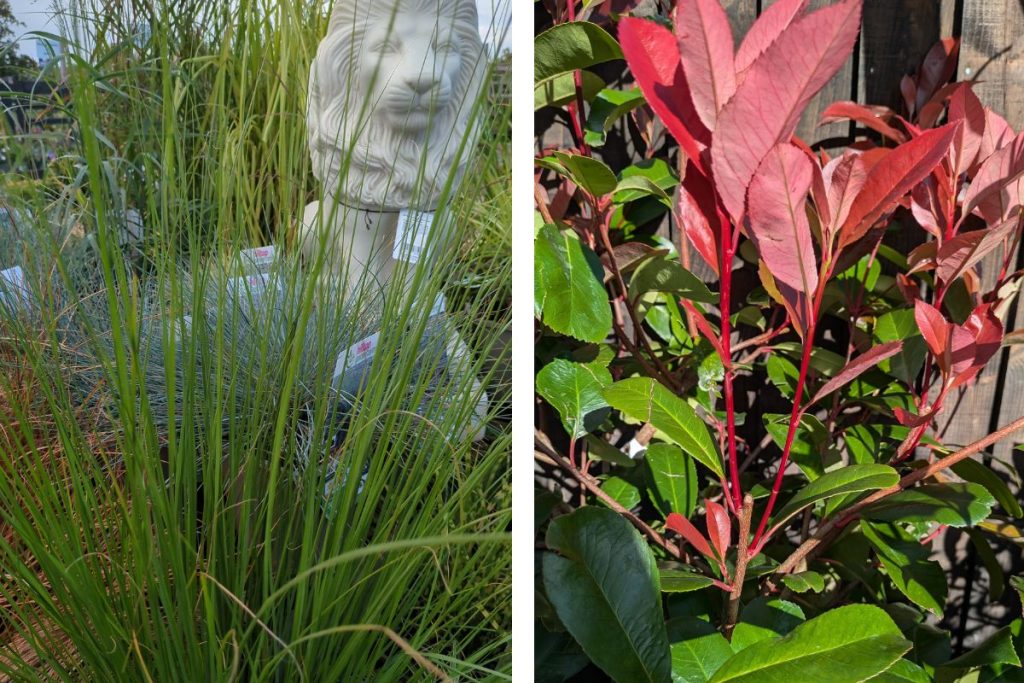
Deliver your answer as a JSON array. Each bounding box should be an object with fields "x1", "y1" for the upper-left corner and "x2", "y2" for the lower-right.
[
  {"x1": 240, "y1": 245, "x2": 276, "y2": 273},
  {"x1": 332, "y1": 332, "x2": 379, "y2": 395},
  {"x1": 429, "y1": 293, "x2": 445, "y2": 318},
  {"x1": 393, "y1": 210, "x2": 434, "y2": 264},
  {"x1": 228, "y1": 272, "x2": 278, "y2": 313},
  {"x1": 0, "y1": 266, "x2": 29, "y2": 311}
]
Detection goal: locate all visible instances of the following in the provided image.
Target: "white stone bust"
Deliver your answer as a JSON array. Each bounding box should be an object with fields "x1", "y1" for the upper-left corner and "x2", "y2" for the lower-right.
[
  {"x1": 300, "y1": 0, "x2": 486, "y2": 290},
  {"x1": 300, "y1": 0, "x2": 489, "y2": 438}
]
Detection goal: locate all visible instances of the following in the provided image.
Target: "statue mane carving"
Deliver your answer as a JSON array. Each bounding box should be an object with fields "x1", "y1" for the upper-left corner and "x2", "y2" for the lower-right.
[{"x1": 307, "y1": 0, "x2": 486, "y2": 211}]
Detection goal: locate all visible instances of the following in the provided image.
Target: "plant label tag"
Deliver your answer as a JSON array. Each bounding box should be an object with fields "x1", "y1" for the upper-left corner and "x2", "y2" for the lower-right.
[
  {"x1": 393, "y1": 210, "x2": 433, "y2": 264},
  {"x1": 429, "y1": 293, "x2": 445, "y2": 318},
  {"x1": 228, "y1": 272, "x2": 277, "y2": 314},
  {"x1": 332, "y1": 332, "x2": 380, "y2": 397},
  {"x1": 0, "y1": 265, "x2": 29, "y2": 311},
  {"x1": 240, "y1": 245, "x2": 276, "y2": 273}
]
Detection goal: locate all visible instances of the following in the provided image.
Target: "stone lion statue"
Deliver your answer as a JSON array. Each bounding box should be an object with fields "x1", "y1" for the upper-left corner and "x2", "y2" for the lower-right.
[
  {"x1": 300, "y1": 0, "x2": 490, "y2": 440},
  {"x1": 305, "y1": 0, "x2": 486, "y2": 215}
]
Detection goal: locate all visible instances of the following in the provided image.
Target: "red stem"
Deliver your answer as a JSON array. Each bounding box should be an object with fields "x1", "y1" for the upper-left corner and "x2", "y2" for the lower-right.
[{"x1": 720, "y1": 221, "x2": 741, "y2": 511}]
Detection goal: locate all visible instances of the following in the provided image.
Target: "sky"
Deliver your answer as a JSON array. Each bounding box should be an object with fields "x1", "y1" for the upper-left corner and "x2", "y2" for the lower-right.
[{"x1": 5, "y1": 0, "x2": 510, "y2": 55}]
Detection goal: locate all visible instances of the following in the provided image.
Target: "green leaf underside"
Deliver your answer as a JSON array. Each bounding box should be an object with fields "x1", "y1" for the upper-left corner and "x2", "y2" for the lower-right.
[
  {"x1": 660, "y1": 569, "x2": 715, "y2": 593},
  {"x1": 861, "y1": 521, "x2": 947, "y2": 614},
  {"x1": 709, "y1": 605, "x2": 912, "y2": 683},
  {"x1": 544, "y1": 507, "x2": 672, "y2": 683},
  {"x1": 604, "y1": 377, "x2": 723, "y2": 477},
  {"x1": 535, "y1": 21, "x2": 624, "y2": 84},
  {"x1": 668, "y1": 619, "x2": 733, "y2": 683},
  {"x1": 863, "y1": 483, "x2": 995, "y2": 528},
  {"x1": 730, "y1": 598, "x2": 805, "y2": 652},
  {"x1": 535, "y1": 224, "x2": 612, "y2": 343},
  {"x1": 536, "y1": 358, "x2": 612, "y2": 438},
  {"x1": 771, "y1": 464, "x2": 899, "y2": 527}
]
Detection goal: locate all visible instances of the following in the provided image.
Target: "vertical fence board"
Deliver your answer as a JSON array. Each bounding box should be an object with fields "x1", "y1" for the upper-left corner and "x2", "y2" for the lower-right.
[
  {"x1": 939, "y1": 0, "x2": 1024, "y2": 461},
  {"x1": 721, "y1": 0, "x2": 758, "y2": 39},
  {"x1": 760, "y1": 0, "x2": 855, "y2": 146}
]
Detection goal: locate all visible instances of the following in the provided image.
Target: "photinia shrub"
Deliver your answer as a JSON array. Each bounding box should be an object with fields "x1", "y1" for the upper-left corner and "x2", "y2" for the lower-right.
[{"x1": 534, "y1": 1, "x2": 1024, "y2": 681}]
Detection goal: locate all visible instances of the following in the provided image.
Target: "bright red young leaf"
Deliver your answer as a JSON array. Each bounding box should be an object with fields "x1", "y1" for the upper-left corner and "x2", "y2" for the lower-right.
[
  {"x1": 808, "y1": 340, "x2": 905, "y2": 405},
  {"x1": 915, "y1": 38, "x2": 960, "y2": 115},
  {"x1": 948, "y1": 83, "x2": 986, "y2": 177},
  {"x1": 734, "y1": 0, "x2": 808, "y2": 76},
  {"x1": 675, "y1": 0, "x2": 736, "y2": 131},
  {"x1": 977, "y1": 109, "x2": 1014, "y2": 166},
  {"x1": 910, "y1": 175, "x2": 949, "y2": 239},
  {"x1": 678, "y1": 162, "x2": 722, "y2": 274},
  {"x1": 936, "y1": 216, "x2": 1022, "y2": 284},
  {"x1": 961, "y1": 131, "x2": 1024, "y2": 226},
  {"x1": 711, "y1": 0, "x2": 863, "y2": 222},
  {"x1": 894, "y1": 406, "x2": 936, "y2": 428},
  {"x1": 666, "y1": 511, "x2": 714, "y2": 559},
  {"x1": 838, "y1": 122, "x2": 960, "y2": 249},
  {"x1": 914, "y1": 299, "x2": 951, "y2": 362},
  {"x1": 704, "y1": 499, "x2": 731, "y2": 561},
  {"x1": 820, "y1": 101, "x2": 907, "y2": 142},
  {"x1": 619, "y1": 17, "x2": 710, "y2": 172},
  {"x1": 823, "y1": 152, "x2": 870, "y2": 242},
  {"x1": 747, "y1": 142, "x2": 818, "y2": 296},
  {"x1": 949, "y1": 304, "x2": 1003, "y2": 389},
  {"x1": 681, "y1": 299, "x2": 729, "y2": 367}
]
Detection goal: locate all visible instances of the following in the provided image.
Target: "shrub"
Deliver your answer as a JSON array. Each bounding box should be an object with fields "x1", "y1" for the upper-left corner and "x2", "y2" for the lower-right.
[{"x1": 534, "y1": 1, "x2": 1024, "y2": 681}]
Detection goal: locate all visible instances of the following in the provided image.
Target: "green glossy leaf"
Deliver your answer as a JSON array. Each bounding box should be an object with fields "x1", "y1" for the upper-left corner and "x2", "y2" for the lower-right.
[
  {"x1": 668, "y1": 619, "x2": 733, "y2": 683},
  {"x1": 536, "y1": 358, "x2": 612, "y2": 438},
  {"x1": 585, "y1": 88, "x2": 646, "y2": 146},
  {"x1": 629, "y1": 256, "x2": 717, "y2": 305},
  {"x1": 535, "y1": 70, "x2": 606, "y2": 110},
  {"x1": 874, "y1": 309, "x2": 927, "y2": 385},
  {"x1": 764, "y1": 414, "x2": 835, "y2": 480},
  {"x1": 535, "y1": 21, "x2": 623, "y2": 84},
  {"x1": 870, "y1": 658, "x2": 931, "y2": 682},
  {"x1": 535, "y1": 625, "x2": 590, "y2": 683},
  {"x1": 646, "y1": 443, "x2": 698, "y2": 518},
  {"x1": 535, "y1": 224, "x2": 612, "y2": 343},
  {"x1": 944, "y1": 625, "x2": 1021, "y2": 669},
  {"x1": 550, "y1": 151, "x2": 618, "y2": 197},
  {"x1": 614, "y1": 175, "x2": 673, "y2": 207},
  {"x1": 771, "y1": 464, "x2": 900, "y2": 528},
  {"x1": 709, "y1": 605, "x2": 912, "y2": 683},
  {"x1": 660, "y1": 569, "x2": 715, "y2": 593},
  {"x1": 951, "y1": 458, "x2": 1023, "y2": 518},
  {"x1": 586, "y1": 434, "x2": 636, "y2": 468},
  {"x1": 781, "y1": 571, "x2": 826, "y2": 594},
  {"x1": 861, "y1": 521, "x2": 947, "y2": 614},
  {"x1": 967, "y1": 529, "x2": 1005, "y2": 602},
  {"x1": 863, "y1": 483, "x2": 996, "y2": 529},
  {"x1": 731, "y1": 598, "x2": 805, "y2": 652},
  {"x1": 601, "y1": 475, "x2": 641, "y2": 509},
  {"x1": 544, "y1": 507, "x2": 672, "y2": 683},
  {"x1": 603, "y1": 378, "x2": 723, "y2": 478},
  {"x1": 621, "y1": 158, "x2": 677, "y2": 189}
]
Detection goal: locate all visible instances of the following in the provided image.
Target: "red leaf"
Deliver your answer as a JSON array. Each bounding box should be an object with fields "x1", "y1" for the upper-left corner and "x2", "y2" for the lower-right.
[
  {"x1": 681, "y1": 299, "x2": 729, "y2": 368},
  {"x1": 961, "y1": 131, "x2": 1024, "y2": 227},
  {"x1": 704, "y1": 499, "x2": 731, "y2": 561},
  {"x1": 809, "y1": 340, "x2": 904, "y2": 405},
  {"x1": 948, "y1": 84, "x2": 986, "y2": 177},
  {"x1": 936, "y1": 216, "x2": 1023, "y2": 284},
  {"x1": 977, "y1": 109, "x2": 1014, "y2": 167},
  {"x1": 894, "y1": 406, "x2": 936, "y2": 428},
  {"x1": 914, "y1": 299, "x2": 951, "y2": 362},
  {"x1": 619, "y1": 17, "x2": 710, "y2": 172},
  {"x1": 665, "y1": 512, "x2": 714, "y2": 559},
  {"x1": 734, "y1": 0, "x2": 808, "y2": 77},
  {"x1": 820, "y1": 101, "x2": 907, "y2": 142},
  {"x1": 678, "y1": 162, "x2": 721, "y2": 275},
  {"x1": 711, "y1": 0, "x2": 862, "y2": 223},
  {"x1": 823, "y1": 152, "x2": 870, "y2": 241},
  {"x1": 747, "y1": 143, "x2": 818, "y2": 295},
  {"x1": 950, "y1": 304, "x2": 1003, "y2": 389},
  {"x1": 915, "y1": 38, "x2": 959, "y2": 114},
  {"x1": 838, "y1": 122, "x2": 960, "y2": 250},
  {"x1": 674, "y1": 0, "x2": 736, "y2": 131},
  {"x1": 910, "y1": 175, "x2": 948, "y2": 239}
]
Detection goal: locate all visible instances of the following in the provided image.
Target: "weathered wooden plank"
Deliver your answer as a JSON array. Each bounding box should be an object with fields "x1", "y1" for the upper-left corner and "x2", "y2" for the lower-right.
[
  {"x1": 721, "y1": 0, "x2": 758, "y2": 39},
  {"x1": 940, "y1": 0, "x2": 1024, "y2": 461},
  {"x1": 958, "y1": 0, "x2": 1024, "y2": 128},
  {"x1": 760, "y1": 0, "x2": 855, "y2": 147},
  {"x1": 858, "y1": 0, "x2": 952, "y2": 111}
]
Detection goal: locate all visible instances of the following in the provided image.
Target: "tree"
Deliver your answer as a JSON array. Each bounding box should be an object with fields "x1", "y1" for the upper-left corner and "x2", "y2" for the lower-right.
[{"x1": 0, "y1": 1, "x2": 39, "y2": 78}]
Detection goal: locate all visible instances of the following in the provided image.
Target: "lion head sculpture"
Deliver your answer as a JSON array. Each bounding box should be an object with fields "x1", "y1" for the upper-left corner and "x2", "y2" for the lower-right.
[{"x1": 307, "y1": 0, "x2": 487, "y2": 211}]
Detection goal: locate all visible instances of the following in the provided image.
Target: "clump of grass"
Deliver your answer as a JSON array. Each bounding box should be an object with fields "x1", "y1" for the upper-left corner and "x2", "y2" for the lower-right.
[{"x1": 0, "y1": 0, "x2": 511, "y2": 680}]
